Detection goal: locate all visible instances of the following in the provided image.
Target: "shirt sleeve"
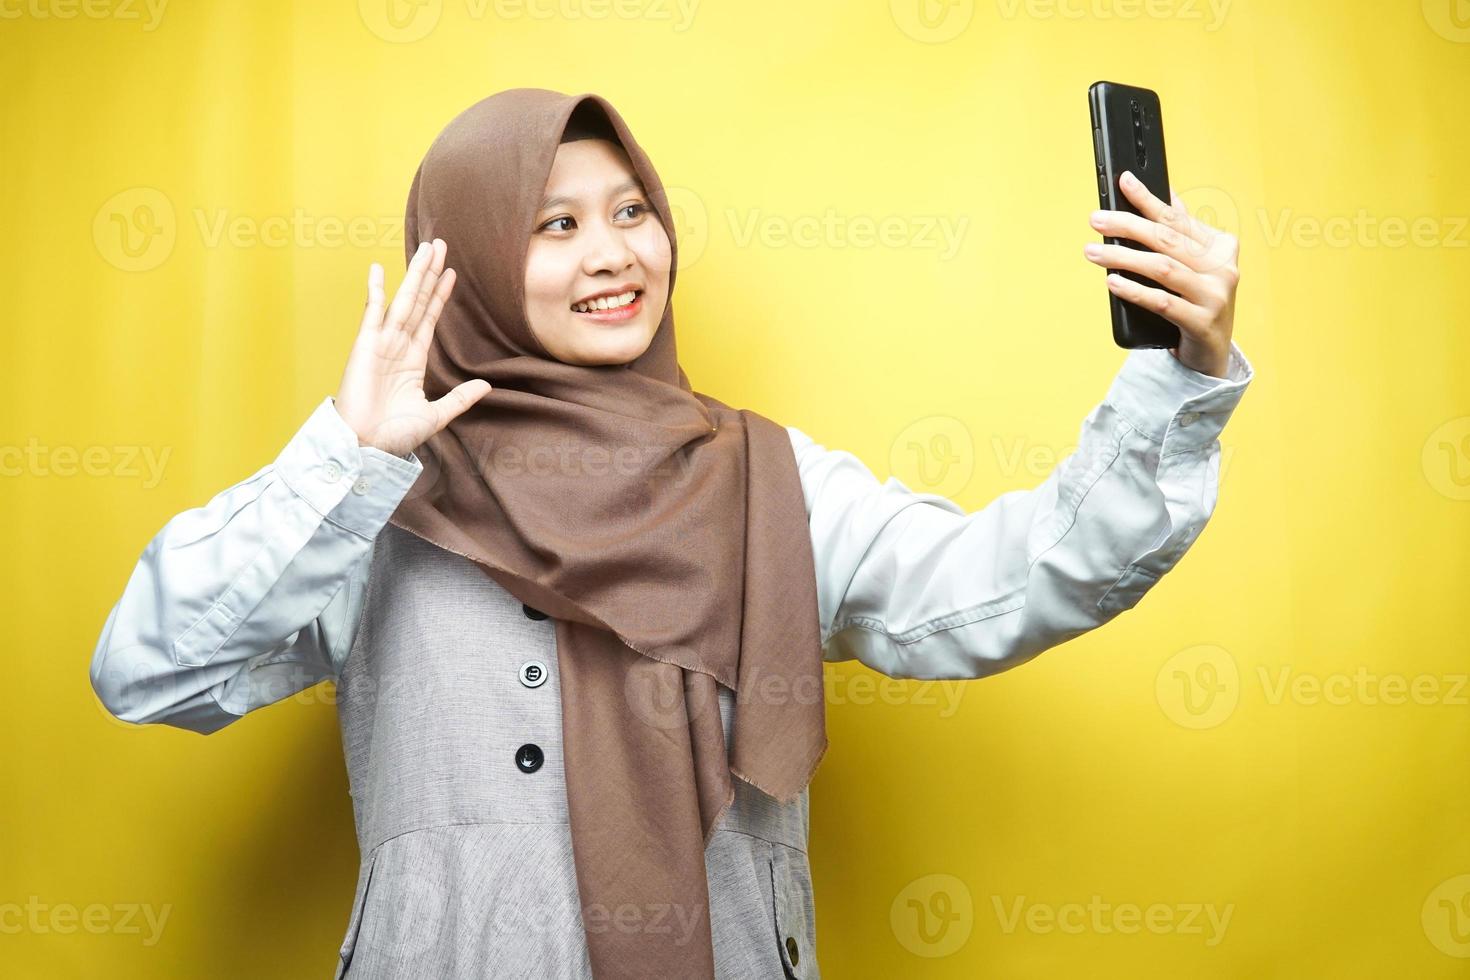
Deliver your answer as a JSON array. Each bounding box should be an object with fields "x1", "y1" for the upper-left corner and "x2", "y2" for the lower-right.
[
  {"x1": 88, "y1": 397, "x2": 424, "y2": 734},
  {"x1": 786, "y1": 340, "x2": 1255, "y2": 680}
]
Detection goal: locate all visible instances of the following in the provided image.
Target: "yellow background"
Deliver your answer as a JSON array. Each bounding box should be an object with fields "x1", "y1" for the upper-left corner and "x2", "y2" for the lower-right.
[{"x1": 3, "y1": 0, "x2": 1468, "y2": 975}]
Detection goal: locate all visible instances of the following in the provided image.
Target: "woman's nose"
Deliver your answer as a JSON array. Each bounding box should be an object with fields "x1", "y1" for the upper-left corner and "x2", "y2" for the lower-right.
[{"x1": 581, "y1": 220, "x2": 636, "y2": 275}]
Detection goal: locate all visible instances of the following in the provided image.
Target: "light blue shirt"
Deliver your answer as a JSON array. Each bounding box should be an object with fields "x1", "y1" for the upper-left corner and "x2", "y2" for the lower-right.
[{"x1": 90, "y1": 342, "x2": 1254, "y2": 731}]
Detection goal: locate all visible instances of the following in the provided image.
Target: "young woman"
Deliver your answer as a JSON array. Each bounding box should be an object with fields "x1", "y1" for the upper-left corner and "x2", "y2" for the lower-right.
[{"x1": 90, "y1": 89, "x2": 1253, "y2": 979}]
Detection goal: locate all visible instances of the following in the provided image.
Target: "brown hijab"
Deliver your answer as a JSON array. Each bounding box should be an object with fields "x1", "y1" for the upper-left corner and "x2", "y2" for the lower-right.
[{"x1": 386, "y1": 87, "x2": 828, "y2": 978}]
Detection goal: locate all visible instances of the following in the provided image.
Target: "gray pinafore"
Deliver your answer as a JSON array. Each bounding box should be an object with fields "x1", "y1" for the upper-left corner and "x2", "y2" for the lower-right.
[{"x1": 331, "y1": 522, "x2": 819, "y2": 979}]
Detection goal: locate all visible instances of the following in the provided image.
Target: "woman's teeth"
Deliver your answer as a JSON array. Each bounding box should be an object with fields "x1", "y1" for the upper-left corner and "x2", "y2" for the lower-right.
[{"x1": 572, "y1": 290, "x2": 638, "y2": 313}]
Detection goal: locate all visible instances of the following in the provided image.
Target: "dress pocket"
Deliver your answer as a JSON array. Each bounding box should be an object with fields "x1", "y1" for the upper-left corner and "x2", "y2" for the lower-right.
[
  {"x1": 334, "y1": 845, "x2": 381, "y2": 980},
  {"x1": 768, "y1": 842, "x2": 817, "y2": 979}
]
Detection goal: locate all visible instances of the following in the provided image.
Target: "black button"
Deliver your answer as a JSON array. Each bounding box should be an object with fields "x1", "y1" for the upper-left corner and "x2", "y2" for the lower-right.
[
  {"x1": 515, "y1": 743, "x2": 544, "y2": 773},
  {"x1": 522, "y1": 603, "x2": 548, "y2": 621},
  {"x1": 785, "y1": 935, "x2": 799, "y2": 965}
]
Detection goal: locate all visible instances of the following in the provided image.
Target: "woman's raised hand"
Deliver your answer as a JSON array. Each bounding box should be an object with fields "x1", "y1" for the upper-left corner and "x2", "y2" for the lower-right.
[
  {"x1": 333, "y1": 238, "x2": 492, "y2": 458},
  {"x1": 1082, "y1": 172, "x2": 1240, "y2": 380}
]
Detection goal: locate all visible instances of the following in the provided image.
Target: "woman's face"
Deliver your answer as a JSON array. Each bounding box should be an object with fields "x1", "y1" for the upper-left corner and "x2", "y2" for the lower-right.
[{"x1": 524, "y1": 137, "x2": 672, "y2": 365}]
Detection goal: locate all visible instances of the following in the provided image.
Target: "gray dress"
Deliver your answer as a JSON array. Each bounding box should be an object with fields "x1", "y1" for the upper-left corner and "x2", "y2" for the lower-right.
[{"x1": 332, "y1": 523, "x2": 815, "y2": 979}]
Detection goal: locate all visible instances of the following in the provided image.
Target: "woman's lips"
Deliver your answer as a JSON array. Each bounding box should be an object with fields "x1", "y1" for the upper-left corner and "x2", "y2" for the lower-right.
[{"x1": 572, "y1": 292, "x2": 642, "y2": 324}]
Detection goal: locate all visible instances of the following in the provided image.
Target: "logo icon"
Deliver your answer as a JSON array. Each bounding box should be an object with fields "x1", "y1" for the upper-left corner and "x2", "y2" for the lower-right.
[
  {"x1": 890, "y1": 873, "x2": 973, "y2": 957},
  {"x1": 1423, "y1": 0, "x2": 1470, "y2": 42},
  {"x1": 889, "y1": 415, "x2": 974, "y2": 501},
  {"x1": 1156, "y1": 644, "x2": 1239, "y2": 729},
  {"x1": 94, "y1": 188, "x2": 176, "y2": 272},
  {"x1": 890, "y1": 0, "x2": 975, "y2": 43},
  {"x1": 661, "y1": 186, "x2": 709, "y2": 272},
  {"x1": 359, "y1": 0, "x2": 442, "y2": 43},
  {"x1": 1423, "y1": 874, "x2": 1470, "y2": 957},
  {"x1": 1423, "y1": 417, "x2": 1470, "y2": 500}
]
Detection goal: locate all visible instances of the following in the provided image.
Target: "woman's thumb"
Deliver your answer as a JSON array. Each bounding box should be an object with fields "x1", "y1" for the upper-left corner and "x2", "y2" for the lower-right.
[{"x1": 435, "y1": 379, "x2": 492, "y2": 429}]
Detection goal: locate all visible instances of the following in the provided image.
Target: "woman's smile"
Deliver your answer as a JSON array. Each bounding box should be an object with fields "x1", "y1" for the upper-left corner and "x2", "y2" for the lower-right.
[{"x1": 570, "y1": 287, "x2": 644, "y2": 323}]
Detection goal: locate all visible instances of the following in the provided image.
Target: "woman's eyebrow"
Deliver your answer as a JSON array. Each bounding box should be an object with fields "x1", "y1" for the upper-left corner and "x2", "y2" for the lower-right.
[{"x1": 538, "y1": 178, "x2": 643, "y2": 212}]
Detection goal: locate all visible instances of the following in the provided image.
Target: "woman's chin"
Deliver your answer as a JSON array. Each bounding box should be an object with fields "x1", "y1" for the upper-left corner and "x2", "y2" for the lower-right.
[{"x1": 561, "y1": 320, "x2": 655, "y2": 365}]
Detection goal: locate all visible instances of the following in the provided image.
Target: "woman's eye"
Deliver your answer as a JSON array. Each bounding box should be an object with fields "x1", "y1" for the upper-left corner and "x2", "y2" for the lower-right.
[{"x1": 539, "y1": 203, "x2": 646, "y2": 234}]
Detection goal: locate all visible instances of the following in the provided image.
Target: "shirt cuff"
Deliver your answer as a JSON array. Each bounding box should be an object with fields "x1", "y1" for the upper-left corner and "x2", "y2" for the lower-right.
[
  {"x1": 337, "y1": 444, "x2": 424, "y2": 537},
  {"x1": 275, "y1": 396, "x2": 425, "y2": 538},
  {"x1": 1104, "y1": 340, "x2": 1255, "y2": 455}
]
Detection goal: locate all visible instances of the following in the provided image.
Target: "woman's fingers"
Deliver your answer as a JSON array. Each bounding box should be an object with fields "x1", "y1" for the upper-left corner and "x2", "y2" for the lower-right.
[
  {"x1": 1167, "y1": 185, "x2": 1226, "y2": 251},
  {"x1": 1084, "y1": 179, "x2": 1240, "y2": 371},
  {"x1": 1103, "y1": 271, "x2": 1211, "y2": 336},
  {"x1": 1108, "y1": 173, "x2": 1237, "y2": 274},
  {"x1": 1082, "y1": 241, "x2": 1215, "y2": 308},
  {"x1": 382, "y1": 240, "x2": 434, "y2": 333},
  {"x1": 1112, "y1": 172, "x2": 1213, "y2": 269},
  {"x1": 1090, "y1": 205, "x2": 1197, "y2": 269},
  {"x1": 1091, "y1": 207, "x2": 1234, "y2": 275},
  {"x1": 1117, "y1": 171, "x2": 1207, "y2": 248},
  {"x1": 403, "y1": 239, "x2": 446, "y2": 333},
  {"x1": 360, "y1": 262, "x2": 386, "y2": 333},
  {"x1": 410, "y1": 266, "x2": 456, "y2": 351}
]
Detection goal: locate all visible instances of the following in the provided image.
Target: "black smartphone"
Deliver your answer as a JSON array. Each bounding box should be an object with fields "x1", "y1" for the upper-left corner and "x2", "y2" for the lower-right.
[{"x1": 1088, "y1": 80, "x2": 1180, "y2": 349}]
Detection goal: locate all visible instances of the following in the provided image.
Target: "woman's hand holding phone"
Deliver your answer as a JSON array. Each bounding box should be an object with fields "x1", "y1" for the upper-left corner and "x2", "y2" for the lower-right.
[
  {"x1": 1082, "y1": 171, "x2": 1240, "y2": 379},
  {"x1": 333, "y1": 238, "x2": 492, "y2": 457}
]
